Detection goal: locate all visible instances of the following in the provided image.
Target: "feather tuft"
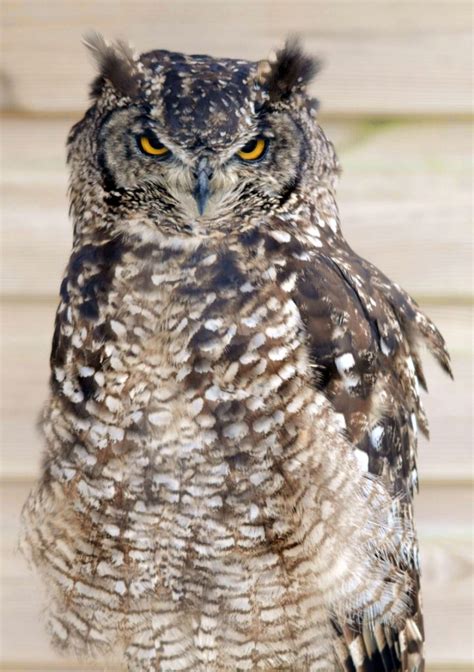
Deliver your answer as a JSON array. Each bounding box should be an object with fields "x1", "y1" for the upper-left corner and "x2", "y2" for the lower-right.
[
  {"x1": 83, "y1": 31, "x2": 139, "y2": 100},
  {"x1": 262, "y1": 37, "x2": 321, "y2": 101}
]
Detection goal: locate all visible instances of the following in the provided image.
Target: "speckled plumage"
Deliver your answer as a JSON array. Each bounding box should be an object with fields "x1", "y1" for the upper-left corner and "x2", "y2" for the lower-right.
[{"x1": 21, "y1": 37, "x2": 451, "y2": 671}]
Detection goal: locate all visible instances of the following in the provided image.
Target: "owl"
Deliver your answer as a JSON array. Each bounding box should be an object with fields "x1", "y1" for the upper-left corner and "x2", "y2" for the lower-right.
[{"x1": 21, "y1": 35, "x2": 451, "y2": 672}]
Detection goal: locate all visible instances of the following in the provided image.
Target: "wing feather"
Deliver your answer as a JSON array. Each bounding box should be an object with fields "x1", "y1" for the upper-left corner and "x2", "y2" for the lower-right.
[{"x1": 286, "y1": 240, "x2": 450, "y2": 672}]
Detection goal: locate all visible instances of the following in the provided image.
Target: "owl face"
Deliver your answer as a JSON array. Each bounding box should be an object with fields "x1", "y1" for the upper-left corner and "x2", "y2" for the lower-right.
[{"x1": 69, "y1": 38, "x2": 322, "y2": 239}]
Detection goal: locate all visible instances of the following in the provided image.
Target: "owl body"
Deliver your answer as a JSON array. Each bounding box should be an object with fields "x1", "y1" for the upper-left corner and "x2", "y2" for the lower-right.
[{"x1": 21, "y1": 38, "x2": 451, "y2": 671}]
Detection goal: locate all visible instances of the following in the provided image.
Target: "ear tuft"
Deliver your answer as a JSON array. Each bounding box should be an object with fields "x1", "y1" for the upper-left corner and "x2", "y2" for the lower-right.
[
  {"x1": 263, "y1": 38, "x2": 321, "y2": 102},
  {"x1": 83, "y1": 32, "x2": 139, "y2": 100}
]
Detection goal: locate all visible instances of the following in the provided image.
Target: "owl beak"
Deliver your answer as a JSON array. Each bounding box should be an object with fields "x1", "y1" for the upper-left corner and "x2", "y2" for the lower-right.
[{"x1": 194, "y1": 157, "x2": 212, "y2": 215}]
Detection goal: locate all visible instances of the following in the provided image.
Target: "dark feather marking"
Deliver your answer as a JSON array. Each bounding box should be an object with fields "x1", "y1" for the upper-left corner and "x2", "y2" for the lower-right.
[
  {"x1": 50, "y1": 317, "x2": 65, "y2": 369},
  {"x1": 78, "y1": 299, "x2": 99, "y2": 320},
  {"x1": 328, "y1": 256, "x2": 381, "y2": 350},
  {"x1": 226, "y1": 335, "x2": 250, "y2": 363},
  {"x1": 211, "y1": 252, "x2": 246, "y2": 289},
  {"x1": 190, "y1": 327, "x2": 218, "y2": 348},
  {"x1": 343, "y1": 655, "x2": 357, "y2": 672},
  {"x1": 277, "y1": 122, "x2": 307, "y2": 207},
  {"x1": 77, "y1": 375, "x2": 97, "y2": 401},
  {"x1": 59, "y1": 277, "x2": 70, "y2": 303},
  {"x1": 239, "y1": 227, "x2": 261, "y2": 248}
]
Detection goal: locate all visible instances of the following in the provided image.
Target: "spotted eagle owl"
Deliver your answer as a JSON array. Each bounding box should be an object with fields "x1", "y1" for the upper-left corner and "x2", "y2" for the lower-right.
[{"x1": 21, "y1": 35, "x2": 451, "y2": 671}]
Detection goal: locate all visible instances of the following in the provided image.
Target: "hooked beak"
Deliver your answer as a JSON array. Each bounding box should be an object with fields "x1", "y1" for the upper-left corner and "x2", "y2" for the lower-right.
[{"x1": 194, "y1": 157, "x2": 212, "y2": 216}]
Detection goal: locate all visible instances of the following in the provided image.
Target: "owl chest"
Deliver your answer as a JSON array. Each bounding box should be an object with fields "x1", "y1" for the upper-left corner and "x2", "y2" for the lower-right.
[
  {"x1": 90, "y1": 256, "x2": 246, "y2": 425},
  {"x1": 50, "y1": 253, "x2": 333, "y2": 623},
  {"x1": 62, "y1": 249, "x2": 311, "y2": 528}
]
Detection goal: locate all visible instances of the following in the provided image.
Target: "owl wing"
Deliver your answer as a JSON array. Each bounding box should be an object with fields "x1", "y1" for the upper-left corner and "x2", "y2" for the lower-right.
[{"x1": 287, "y1": 240, "x2": 451, "y2": 672}]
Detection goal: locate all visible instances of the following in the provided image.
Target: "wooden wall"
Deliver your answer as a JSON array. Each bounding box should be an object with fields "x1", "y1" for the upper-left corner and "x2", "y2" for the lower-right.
[{"x1": 1, "y1": 1, "x2": 472, "y2": 670}]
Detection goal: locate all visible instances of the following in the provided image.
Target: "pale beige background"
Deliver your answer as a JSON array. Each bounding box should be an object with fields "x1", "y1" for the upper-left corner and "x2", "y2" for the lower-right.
[{"x1": 0, "y1": 1, "x2": 472, "y2": 670}]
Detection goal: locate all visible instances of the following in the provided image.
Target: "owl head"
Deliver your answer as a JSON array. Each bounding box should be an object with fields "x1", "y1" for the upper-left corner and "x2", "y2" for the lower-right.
[{"x1": 68, "y1": 35, "x2": 336, "y2": 241}]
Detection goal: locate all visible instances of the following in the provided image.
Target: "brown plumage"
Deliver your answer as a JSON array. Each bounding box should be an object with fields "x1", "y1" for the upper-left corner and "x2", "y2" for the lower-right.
[{"x1": 20, "y1": 36, "x2": 450, "y2": 671}]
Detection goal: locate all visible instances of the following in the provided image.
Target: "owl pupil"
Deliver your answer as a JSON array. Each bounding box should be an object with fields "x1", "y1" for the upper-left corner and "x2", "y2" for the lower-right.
[
  {"x1": 147, "y1": 135, "x2": 164, "y2": 150},
  {"x1": 241, "y1": 139, "x2": 258, "y2": 153}
]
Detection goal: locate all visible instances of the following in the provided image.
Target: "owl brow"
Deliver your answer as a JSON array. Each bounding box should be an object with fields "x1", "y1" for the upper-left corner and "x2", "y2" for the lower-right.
[
  {"x1": 253, "y1": 111, "x2": 275, "y2": 137},
  {"x1": 134, "y1": 116, "x2": 171, "y2": 145},
  {"x1": 135, "y1": 113, "x2": 161, "y2": 131}
]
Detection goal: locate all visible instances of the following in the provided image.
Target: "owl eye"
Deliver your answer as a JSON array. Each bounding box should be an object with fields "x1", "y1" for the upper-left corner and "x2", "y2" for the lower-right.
[
  {"x1": 237, "y1": 137, "x2": 268, "y2": 162},
  {"x1": 138, "y1": 134, "x2": 171, "y2": 158}
]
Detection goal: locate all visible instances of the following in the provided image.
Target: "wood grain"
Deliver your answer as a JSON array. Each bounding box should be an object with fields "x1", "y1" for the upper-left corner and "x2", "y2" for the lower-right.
[
  {"x1": 1, "y1": 1, "x2": 471, "y2": 115},
  {"x1": 1, "y1": 481, "x2": 471, "y2": 667},
  {"x1": 1, "y1": 300, "x2": 471, "y2": 481},
  {"x1": 1, "y1": 117, "x2": 472, "y2": 298}
]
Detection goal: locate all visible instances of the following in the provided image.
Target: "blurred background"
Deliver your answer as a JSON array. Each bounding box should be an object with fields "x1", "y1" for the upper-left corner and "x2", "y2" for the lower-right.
[{"x1": 0, "y1": 1, "x2": 472, "y2": 670}]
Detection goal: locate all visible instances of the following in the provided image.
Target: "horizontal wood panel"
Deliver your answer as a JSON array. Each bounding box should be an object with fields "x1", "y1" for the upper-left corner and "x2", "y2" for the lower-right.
[
  {"x1": 1, "y1": 117, "x2": 471, "y2": 298},
  {"x1": 0, "y1": 301, "x2": 471, "y2": 482},
  {"x1": 1, "y1": 481, "x2": 471, "y2": 666},
  {"x1": 1, "y1": 1, "x2": 471, "y2": 115}
]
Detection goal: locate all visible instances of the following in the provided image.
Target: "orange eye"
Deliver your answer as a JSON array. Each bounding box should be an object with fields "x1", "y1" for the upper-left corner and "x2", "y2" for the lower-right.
[
  {"x1": 138, "y1": 135, "x2": 170, "y2": 157},
  {"x1": 237, "y1": 137, "x2": 268, "y2": 162}
]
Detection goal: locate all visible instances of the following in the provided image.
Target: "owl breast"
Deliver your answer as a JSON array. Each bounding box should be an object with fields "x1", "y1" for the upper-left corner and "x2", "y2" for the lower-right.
[
  {"x1": 22, "y1": 229, "x2": 415, "y2": 670},
  {"x1": 80, "y1": 239, "x2": 307, "y2": 533}
]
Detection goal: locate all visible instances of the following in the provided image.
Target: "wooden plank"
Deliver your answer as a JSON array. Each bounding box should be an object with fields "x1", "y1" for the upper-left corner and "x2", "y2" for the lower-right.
[
  {"x1": 1, "y1": 1, "x2": 471, "y2": 115},
  {"x1": 1, "y1": 481, "x2": 471, "y2": 666},
  {"x1": 338, "y1": 120, "x2": 473, "y2": 299},
  {"x1": 1, "y1": 117, "x2": 472, "y2": 298},
  {"x1": 416, "y1": 310, "x2": 473, "y2": 484},
  {"x1": 0, "y1": 116, "x2": 71, "y2": 298},
  {"x1": 0, "y1": 300, "x2": 471, "y2": 482}
]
